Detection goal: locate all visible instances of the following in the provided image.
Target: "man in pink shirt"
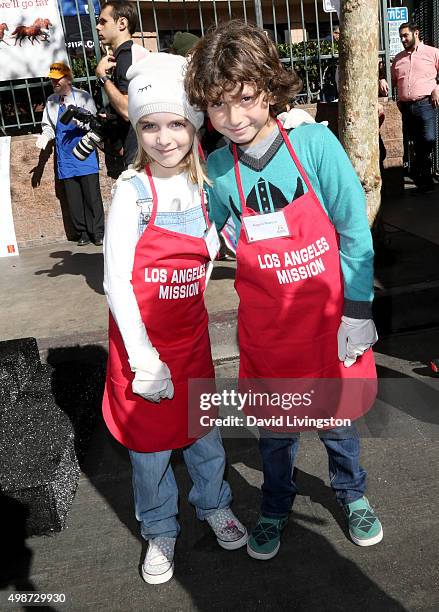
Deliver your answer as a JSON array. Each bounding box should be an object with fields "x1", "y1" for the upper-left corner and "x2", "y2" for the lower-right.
[{"x1": 380, "y1": 22, "x2": 439, "y2": 192}]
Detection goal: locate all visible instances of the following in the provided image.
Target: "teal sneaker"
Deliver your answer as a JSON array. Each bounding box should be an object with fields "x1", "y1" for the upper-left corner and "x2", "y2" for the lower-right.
[
  {"x1": 247, "y1": 515, "x2": 288, "y2": 560},
  {"x1": 343, "y1": 496, "x2": 383, "y2": 546}
]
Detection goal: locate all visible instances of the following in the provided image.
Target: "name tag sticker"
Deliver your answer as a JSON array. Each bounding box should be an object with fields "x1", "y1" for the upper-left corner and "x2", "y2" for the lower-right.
[
  {"x1": 242, "y1": 211, "x2": 290, "y2": 242},
  {"x1": 204, "y1": 223, "x2": 221, "y2": 260}
]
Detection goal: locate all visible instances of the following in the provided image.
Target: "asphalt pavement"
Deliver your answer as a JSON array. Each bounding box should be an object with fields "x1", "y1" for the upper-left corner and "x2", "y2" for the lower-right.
[{"x1": 1, "y1": 181, "x2": 439, "y2": 611}]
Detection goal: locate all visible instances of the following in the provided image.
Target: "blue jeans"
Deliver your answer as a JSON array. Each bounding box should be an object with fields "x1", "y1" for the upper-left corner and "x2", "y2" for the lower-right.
[
  {"x1": 259, "y1": 425, "x2": 366, "y2": 517},
  {"x1": 400, "y1": 98, "x2": 437, "y2": 185},
  {"x1": 128, "y1": 426, "x2": 232, "y2": 540}
]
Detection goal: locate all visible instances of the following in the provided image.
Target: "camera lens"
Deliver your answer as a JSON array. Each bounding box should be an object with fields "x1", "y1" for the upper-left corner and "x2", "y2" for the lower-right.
[{"x1": 72, "y1": 131, "x2": 103, "y2": 161}]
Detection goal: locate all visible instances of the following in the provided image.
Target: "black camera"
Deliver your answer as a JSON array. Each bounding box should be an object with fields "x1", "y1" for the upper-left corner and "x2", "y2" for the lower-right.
[{"x1": 59, "y1": 105, "x2": 118, "y2": 161}]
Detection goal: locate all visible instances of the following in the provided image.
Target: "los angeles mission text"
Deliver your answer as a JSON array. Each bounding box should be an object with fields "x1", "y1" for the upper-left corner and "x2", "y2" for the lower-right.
[
  {"x1": 144, "y1": 235, "x2": 330, "y2": 299},
  {"x1": 145, "y1": 264, "x2": 206, "y2": 299}
]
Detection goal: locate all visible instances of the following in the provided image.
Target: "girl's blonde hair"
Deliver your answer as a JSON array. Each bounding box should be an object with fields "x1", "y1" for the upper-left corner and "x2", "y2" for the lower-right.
[{"x1": 133, "y1": 122, "x2": 210, "y2": 192}]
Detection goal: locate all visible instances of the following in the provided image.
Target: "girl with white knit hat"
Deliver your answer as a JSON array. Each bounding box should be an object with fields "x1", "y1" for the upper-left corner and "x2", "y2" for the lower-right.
[{"x1": 102, "y1": 52, "x2": 247, "y2": 585}]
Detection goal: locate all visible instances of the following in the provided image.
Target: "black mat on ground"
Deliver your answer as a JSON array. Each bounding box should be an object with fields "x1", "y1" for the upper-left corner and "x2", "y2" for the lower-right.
[
  {"x1": 0, "y1": 339, "x2": 106, "y2": 536},
  {"x1": 0, "y1": 337, "x2": 40, "y2": 407}
]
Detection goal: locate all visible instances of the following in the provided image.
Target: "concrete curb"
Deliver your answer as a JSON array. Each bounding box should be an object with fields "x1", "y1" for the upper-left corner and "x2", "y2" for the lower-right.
[
  {"x1": 37, "y1": 311, "x2": 240, "y2": 365},
  {"x1": 37, "y1": 282, "x2": 439, "y2": 365}
]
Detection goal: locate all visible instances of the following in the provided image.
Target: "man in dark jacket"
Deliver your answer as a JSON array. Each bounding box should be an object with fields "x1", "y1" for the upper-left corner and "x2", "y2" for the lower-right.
[{"x1": 95, "y1": 0, "x2": 147, "y2": 174}]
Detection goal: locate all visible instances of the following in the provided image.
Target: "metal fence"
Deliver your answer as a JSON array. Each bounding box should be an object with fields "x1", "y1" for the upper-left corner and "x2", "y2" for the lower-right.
[{"x1": 0, "y1": 0, "x2": 392, "y2": 136}]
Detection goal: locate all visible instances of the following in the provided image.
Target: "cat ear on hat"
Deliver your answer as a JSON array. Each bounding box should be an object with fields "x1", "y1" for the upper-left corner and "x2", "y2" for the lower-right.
[
  {"x1": 131, "y1": 44, "x2": 149, "y2": 65},
  {"x1": 126, "y1": 58, "x2": 147, "y2": 81},
  {"x1": 126, "y1": 52, "x2": 186, "y2": 82}
]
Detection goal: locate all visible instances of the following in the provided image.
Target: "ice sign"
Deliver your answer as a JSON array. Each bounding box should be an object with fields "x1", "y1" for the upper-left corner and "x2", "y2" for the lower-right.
[
  {"x1": 387, "y1": 7, "x2": 408, "y2": 22},
  {"x1": 387, "y1": 6, "x2": 409, "y2": 57}
]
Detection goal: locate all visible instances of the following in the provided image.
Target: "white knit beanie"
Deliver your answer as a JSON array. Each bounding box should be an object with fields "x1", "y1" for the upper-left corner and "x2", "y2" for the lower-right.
[{"x1": 126, "y1": 53, "x2": 204, "y2": 130}]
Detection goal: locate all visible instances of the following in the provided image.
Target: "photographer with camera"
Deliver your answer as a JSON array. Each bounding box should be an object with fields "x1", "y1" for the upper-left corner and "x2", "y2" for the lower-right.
[
  {"x1": 36, "y1": 62, "x2": 105, "y2": 246},
  {"x1": 95, "y1": 0, "x2": 148, "y2": 174}
]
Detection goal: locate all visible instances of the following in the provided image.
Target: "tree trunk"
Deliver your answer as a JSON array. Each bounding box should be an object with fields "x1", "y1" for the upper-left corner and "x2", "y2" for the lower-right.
[{"x1": 338, "y1": 0, "x2": 381, "y2": 226}]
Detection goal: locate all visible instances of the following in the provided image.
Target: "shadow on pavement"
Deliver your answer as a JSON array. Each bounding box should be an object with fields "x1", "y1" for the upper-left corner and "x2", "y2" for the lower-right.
[
  {"x1": 211, "y1": 264, "x2": 236, "y2": 281},
  {"x1": 0, "y1": 492, "x2": 58, "y2": 612},
  {"x1": 34, "y1": 251, "x2": 104, "y2": 295},
  {"x1": 7, "y1": 344, "x2": 409, "y2": 610},
  {"x1": 375, "y1": 328, "x2": 439, "y2": 366},
  {"x1": 0, "y1": 492, "x2": 34, "y2": 591},
  {"x1": 374, "y1": 227, "x2": 439, "y2": 289},
  {"x1": 293, "y1": 467, "x2": 348, "y2": 536},
  {"x1": 29, "y1": 141, "x2": 77, "y2": 241},
  {"x1": 372, "y1": 330, "x2": 439, "y2": 427},
  {"x1": 166, "y1": 440, "x2": 407, "y2": 611}
]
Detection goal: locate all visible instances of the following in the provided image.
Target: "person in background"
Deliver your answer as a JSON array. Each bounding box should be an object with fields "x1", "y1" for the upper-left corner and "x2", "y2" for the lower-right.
[
  {"x1": 95, "y1": 0, "x2": 148, "y2": 173},
  {"x1": 170, "y1": 31, "x2": 200, "y2": 57},
  {"x1": 322, "y1": 26, "x2": 340, "y2": 101},
  {"x1": 36, "y1": 62, "x2": 105, "y2": 246},
  {"x1": 324, "y1": 25, "x2": 340, "y2": 42},
  {"x1": 379, "y1": 22, "x2": 439, "y2": 193}
]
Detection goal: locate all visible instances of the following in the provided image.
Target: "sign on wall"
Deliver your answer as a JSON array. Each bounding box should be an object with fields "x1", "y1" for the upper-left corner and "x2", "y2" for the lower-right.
[
  {"x1": 59, "y1": 0, "x2": 100, "y2": 55},
  {"x1": 64, "y1": 15, "x2": 96, "y2": 56},
  {"x1": 323, "y1": 0, "x2": 340, "y2": 16},
  {"x1": 0, "y1": 138, "x2": 19, "y2": 258},
  {"x1": 388, "y1": 6, "x2": 409, "y2": 58},
  {"x1": 59, "y1": 0, "x2": 100, "y2": 17},
  {"x1": 0, "y1": 0, "x2": 68, "y2": 80}
]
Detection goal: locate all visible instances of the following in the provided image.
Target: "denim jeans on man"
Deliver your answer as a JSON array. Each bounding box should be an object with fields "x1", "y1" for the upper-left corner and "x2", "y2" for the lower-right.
[
  {"x1": 259, "y1": 424, "x2": 366, "y2": 517},
  {"x1": 399, "y1": 97, "x2": 437, "y2": 186}
]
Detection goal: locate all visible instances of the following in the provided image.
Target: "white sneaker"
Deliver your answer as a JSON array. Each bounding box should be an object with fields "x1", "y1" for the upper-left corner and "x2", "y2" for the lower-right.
[
  {"x1": 206, "y1": 507, "x2": 248, "y2": 550},
  {"x1": 141, "y1": 537, "x2": 176, "y2": 585}
]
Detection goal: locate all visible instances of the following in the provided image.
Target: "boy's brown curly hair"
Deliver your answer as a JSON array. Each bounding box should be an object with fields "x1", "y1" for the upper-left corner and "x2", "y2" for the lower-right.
[{"x1": 185, "y1": 20, "x2": 303, "y2": 115}]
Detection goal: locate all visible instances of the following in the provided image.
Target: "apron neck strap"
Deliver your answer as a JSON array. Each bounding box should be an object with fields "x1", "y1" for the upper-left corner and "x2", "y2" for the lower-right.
[
  {"x1": 145, "y1": 164, "x2": 159, "y2": 226},
  {"x1": 200, "y1": 190, "x2": 210, "y2": 226},
  {"x1": 196, "y1": 143, "x2": 211, "y2": 226},
  {"x1": 276, "y1": 119, "x2": 316, "y2": 196},
  {"x1": 232, "y1": 120, "x2": 317, "y2": 213},
  {"x1": 232, "y1": 143, "x2": 247, "y2": 212}
]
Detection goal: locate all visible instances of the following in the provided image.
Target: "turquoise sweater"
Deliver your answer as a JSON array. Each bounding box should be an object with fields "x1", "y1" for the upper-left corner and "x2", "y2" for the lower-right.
[{"x1": 206, "y1": 123, "x2": 374, "y2": 318}]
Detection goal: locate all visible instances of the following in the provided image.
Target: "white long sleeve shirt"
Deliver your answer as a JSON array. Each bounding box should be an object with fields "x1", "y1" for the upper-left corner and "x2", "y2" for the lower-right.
[
  {"x1": 103, "y1": 169, "x2": 202, "y2": 372},
  {"x1": 41, "y1": 86, "x2": 97, "y2": 141}
]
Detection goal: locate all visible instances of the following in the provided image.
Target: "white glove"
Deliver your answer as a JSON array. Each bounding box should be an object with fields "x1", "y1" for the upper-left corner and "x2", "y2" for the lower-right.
[
  {"x1": 337, "y1": 316, "x2": 378, "y2": 368},
  {"x1": 131, "y1": 357, "x2": 174, "y2": 403},
  {"x1": 35, "y1": 133, "x2": 50, "y2": 150}
]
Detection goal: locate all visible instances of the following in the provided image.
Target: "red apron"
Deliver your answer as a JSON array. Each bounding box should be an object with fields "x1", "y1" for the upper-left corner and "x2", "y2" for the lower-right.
[
  {"x1": 102, "y1": 167, "x2": 215, "y2": 452},
  {"x1": 234, "y1": 121, "x2": 377, "y2": 429}
]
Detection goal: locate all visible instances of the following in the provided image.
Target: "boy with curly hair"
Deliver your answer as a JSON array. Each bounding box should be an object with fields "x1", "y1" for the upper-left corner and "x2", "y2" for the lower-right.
[{"x1": 185, "y1": 20, "x2": 383, "y2": 559}]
